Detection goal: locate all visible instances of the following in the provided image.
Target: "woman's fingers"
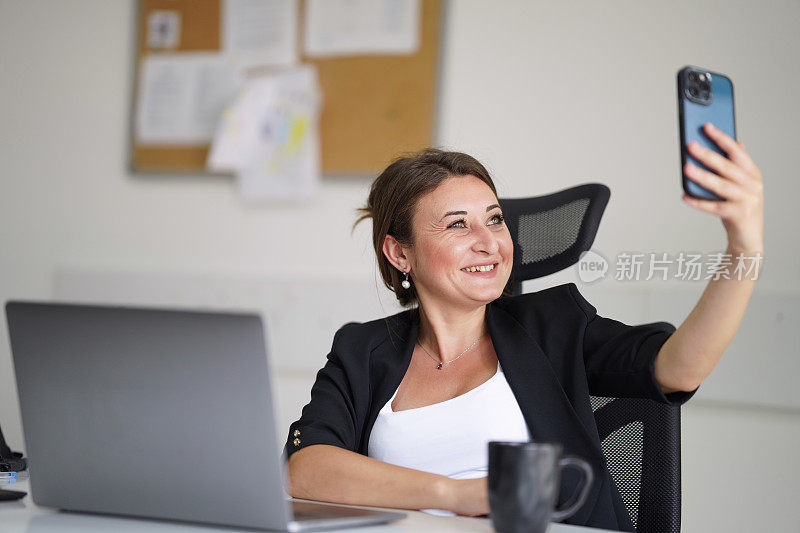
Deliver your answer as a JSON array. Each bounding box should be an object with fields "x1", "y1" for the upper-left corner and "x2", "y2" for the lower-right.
[
  {"x1": 700, "y1": 122, "x2": 762, "y2": 181},
  {"x1": 684, "y1": 161, "x2": 746, "y2": 201},
  {"x1": 686, "y1": 141, "x2": 751, "y2": 188}
]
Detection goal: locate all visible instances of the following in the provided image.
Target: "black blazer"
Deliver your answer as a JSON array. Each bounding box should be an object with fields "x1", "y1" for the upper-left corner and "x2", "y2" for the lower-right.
[{"x1": 285, "y1": 283, "x2": 696, "y2": 531}]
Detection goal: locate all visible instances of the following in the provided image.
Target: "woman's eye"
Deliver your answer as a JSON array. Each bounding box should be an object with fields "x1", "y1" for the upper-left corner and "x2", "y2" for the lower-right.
[{"x1": 448, "y1": 214, "x2": 503, "y2": 229}]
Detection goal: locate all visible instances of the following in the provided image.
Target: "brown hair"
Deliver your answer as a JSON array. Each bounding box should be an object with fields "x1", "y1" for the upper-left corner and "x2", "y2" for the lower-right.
[{"x1": 354, "y1": 148, "x2": 498, "y2": 307}]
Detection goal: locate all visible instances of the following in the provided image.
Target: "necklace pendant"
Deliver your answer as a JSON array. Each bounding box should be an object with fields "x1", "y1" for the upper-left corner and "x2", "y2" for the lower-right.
[{"x1": 436, "y1": 363, "x2": 443, "y2": 370}]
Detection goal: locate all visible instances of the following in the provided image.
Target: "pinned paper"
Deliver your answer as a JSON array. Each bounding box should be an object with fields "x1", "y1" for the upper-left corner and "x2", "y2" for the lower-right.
[
  {"x1": 207, "y1": 66, "x2": 322, "y2": 201},
  {"x1": 135, "y1": 53, "x2": 244, "y2": 145},
  {"x1": 147, "y1": 10, "x2": 181, "y2": 49},
  {"x1": 223, "y1": 0, "x2": 298, "y2": 68},
  {"x1": 304, "y1": 0, "x2": 420, "y2": 58}
]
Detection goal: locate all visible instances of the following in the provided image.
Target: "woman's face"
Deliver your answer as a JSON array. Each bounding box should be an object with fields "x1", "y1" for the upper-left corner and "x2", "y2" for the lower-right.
[{"x1": 404, "y1": 175, "x2": 514, "y2": 310}]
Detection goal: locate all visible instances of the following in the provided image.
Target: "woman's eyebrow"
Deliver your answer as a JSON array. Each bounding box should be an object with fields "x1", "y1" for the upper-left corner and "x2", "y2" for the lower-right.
[
  {"x1": 439, "y1": 210, "x2": 467, "y2": 221},
  {"x1": 439, "y1": 204, "x2": 501, "y2": 221}
]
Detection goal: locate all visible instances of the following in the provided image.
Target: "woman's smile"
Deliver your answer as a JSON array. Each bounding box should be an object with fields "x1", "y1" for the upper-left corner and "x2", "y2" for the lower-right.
[{"x1": 460, "y1": 262, "x2": 499, "y2": 276}]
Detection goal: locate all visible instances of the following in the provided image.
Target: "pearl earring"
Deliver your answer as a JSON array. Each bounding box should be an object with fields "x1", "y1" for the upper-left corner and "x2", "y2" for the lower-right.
[{"x1": 401, "y1": 268, "x2": 411, "y2": 289}]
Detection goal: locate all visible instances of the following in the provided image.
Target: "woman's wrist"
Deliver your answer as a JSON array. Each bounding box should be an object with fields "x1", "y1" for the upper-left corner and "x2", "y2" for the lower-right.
[
  {"x1": 724, "y1": 244, "x2": 764, "y2": 280},
  {"x1": 433, "y1": 476, "x2": 457, "y2": 511}
]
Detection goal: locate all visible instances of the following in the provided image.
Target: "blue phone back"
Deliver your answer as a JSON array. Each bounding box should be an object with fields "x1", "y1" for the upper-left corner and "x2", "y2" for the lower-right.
[{"x1": 678, "y1": 67, "x2": 736, "y2": 200}]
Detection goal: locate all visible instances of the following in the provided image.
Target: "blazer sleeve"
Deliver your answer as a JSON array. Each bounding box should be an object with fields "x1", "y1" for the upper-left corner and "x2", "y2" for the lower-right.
[
  {"x1": 283, "y1": 325, "x2": 361, "y2": 460},
  {"x1": 567, "y1": 283, "x2": 698, "y2": 405}
]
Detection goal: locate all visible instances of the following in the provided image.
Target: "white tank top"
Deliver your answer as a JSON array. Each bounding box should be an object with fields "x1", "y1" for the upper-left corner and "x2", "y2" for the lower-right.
[{"x1": 367, "y1": 363, "x2": 531, "y2": 515}]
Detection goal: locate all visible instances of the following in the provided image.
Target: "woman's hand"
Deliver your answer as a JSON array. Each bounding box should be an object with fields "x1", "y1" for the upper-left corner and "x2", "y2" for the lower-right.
[
  {"x1": 443, "y1": 477, "x2": 489, "y2": 516},
  {"x1": 682, "y1": 122, "x2": 764, "y2": 256}
]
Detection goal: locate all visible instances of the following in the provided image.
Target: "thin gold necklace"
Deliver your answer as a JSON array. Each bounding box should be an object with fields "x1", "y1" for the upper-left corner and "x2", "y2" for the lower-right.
[{"x1": 417, "y1": 335, "x2": 482, "y2": 370}]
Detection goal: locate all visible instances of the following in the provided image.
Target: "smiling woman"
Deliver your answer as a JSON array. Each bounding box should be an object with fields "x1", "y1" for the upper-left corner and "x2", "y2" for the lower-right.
[{"x1": 284, "y1": 148, "x2": 707, "y2": 531}]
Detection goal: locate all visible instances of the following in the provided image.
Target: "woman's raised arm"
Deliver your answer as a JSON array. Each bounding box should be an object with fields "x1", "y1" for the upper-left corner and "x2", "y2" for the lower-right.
[{"x1": 655, "y1": 122, "x2": 764, "y2": 392}]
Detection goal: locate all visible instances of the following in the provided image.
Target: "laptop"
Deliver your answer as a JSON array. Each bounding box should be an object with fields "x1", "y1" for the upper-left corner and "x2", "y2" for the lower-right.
[{"x1": 5, "y1": 301, "x2": 406, "y2": 531}]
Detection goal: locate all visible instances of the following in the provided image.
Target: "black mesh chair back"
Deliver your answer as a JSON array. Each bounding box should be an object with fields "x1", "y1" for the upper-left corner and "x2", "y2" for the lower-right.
[
  {"x1": 499, "y1": 183, "x2": 609, "y2": 295},
  {"x1": 590, "y1": 397, "x2": 681, "y2": 532},
  {"x1": 500, "y1": 184, "x2": 682, "y2": 533}
]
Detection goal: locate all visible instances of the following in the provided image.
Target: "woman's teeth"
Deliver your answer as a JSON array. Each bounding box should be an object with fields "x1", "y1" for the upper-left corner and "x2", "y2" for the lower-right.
[{"x1": 461, "y1": 264, "x2": 495, "y2": 273}]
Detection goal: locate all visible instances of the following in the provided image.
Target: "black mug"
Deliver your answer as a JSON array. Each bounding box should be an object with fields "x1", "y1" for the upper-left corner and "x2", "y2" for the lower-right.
[{"x1": 488, "y1": 441, "x2": 594, "y2": 533}]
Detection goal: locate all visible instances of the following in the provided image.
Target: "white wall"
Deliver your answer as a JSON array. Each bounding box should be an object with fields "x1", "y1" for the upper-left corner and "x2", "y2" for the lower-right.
[{"x1": 1, "y1": 1, "x2": 798, "y2": 531}]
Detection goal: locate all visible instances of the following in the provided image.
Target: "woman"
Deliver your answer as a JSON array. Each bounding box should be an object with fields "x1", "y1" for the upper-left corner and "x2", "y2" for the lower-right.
[{"x1": 285, "y1": 122, "x2": 764, "y2": 531}]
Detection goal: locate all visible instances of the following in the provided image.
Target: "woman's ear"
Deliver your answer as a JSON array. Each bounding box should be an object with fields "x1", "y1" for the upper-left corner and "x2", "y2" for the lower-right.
[{"x1": 382, "y1": 234, "x2": 411, "y2": 273}]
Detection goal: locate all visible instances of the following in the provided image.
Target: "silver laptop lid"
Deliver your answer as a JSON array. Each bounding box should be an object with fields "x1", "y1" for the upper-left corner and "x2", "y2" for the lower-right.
[{"x1": 6, "y1": 301, "x2": 293, "y2": 530}]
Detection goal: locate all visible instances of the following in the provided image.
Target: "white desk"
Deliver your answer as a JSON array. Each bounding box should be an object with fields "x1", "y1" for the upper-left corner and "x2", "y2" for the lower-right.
[{"x1": 1, "y1": 480, "x2": 612, "y2": 532}]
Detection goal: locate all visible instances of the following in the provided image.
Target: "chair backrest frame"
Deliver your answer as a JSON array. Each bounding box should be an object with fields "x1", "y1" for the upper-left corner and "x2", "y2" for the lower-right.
[{"x1": 500, "y1": 183, "x2": 609, "y2": 294}]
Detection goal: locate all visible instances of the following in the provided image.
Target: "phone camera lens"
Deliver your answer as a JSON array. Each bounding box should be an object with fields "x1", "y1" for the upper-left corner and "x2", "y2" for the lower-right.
[
  {"x1": 689, "y1": 87, "x2": 698, "y2": 97},
  {"x1": 688, "y1": 72, "x2": 698, "y2": 81}
]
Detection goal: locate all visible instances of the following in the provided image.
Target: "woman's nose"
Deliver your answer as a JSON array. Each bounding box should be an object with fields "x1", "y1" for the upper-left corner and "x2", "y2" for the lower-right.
[{"x1": 473, "y1": 225, "x2": 500, "y2": 254}]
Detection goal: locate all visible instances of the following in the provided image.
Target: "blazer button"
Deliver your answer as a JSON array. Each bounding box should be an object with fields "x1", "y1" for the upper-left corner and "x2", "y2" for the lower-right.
[
  {"x1": 293, "y1": 429, "x2": 301, "y2": 437},
  {"x1": 293, "y1": 438, "x2": 301, "y2": 446}
]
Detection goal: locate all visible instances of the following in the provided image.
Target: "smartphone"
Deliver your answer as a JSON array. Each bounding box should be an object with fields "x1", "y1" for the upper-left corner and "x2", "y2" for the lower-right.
[{"x1": 677, "y1": 66, "x2": 737, "y2": 201}]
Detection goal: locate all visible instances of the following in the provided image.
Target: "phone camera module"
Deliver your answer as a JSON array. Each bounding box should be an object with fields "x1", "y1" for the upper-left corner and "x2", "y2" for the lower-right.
[{"x1": 685, "y1": 69, "x2": 712, "y2": 104}]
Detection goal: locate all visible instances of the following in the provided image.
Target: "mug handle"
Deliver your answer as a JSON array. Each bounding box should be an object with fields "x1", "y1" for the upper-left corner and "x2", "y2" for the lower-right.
[{"x1": 550, "y1": 456, "x2": 595, "y2": 522}]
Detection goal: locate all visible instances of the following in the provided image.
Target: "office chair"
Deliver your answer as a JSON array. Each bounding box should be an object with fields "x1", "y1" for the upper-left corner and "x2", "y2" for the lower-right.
[
  {"x1": 0, "y1": 423, "x2": 26, "y2": 473},
  {"x1": 499, "y1": 184, "x2": 682, "y2": 533}
]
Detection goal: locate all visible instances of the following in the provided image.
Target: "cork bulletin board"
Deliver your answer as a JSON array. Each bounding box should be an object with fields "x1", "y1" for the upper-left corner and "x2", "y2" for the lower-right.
[{"x1": 131, "y1": 0, "x2": 442, "y2": 175}]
